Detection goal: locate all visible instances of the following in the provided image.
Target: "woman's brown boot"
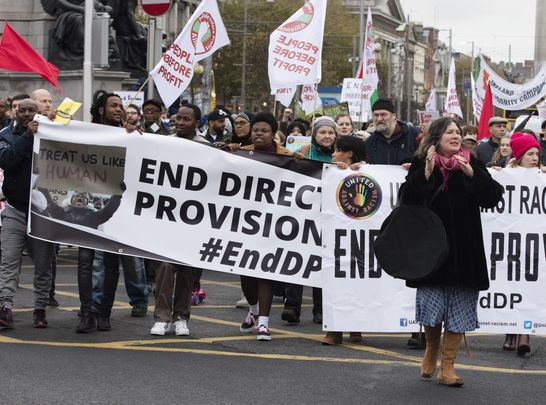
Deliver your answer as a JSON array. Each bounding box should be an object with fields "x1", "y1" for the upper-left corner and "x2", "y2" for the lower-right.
[
  {"x1": 438, "y1": 330, "x2": 464, "y2": 387},
  {"x1": 421, "y1": 325, "x2": 442, "y2": 378},
  {"x1": 322, "y1": 331, "x2": 343, "y2": 345}
]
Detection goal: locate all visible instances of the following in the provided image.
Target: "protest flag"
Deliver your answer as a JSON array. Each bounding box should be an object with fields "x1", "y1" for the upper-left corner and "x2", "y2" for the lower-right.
[
  {"x1": 0, "y1": 22, "x2": 61, "y2": 91},
  {"x1": 268, "y1": 0, "x2": 327, "y2": 92},
  {"x1": 356, "y1": 7, "x2": 379, "y2": 118},
  {"x1": 425, "y1": 88, "x2": 437, "y2": 112},
  {"x1": 150, "y1": 0, "x2": 230, "y2": 107},
  {"x1": 444, "y1": 58, "x2": 463, "y2": 118},
  {"x1": 477, "y1": 80, "x2": 493, "y2": 140}
]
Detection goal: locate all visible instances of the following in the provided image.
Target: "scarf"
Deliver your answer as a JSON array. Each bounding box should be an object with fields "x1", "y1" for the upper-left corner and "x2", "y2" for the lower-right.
[{"x1": 434, "y1": 148, "x2": 470, "y2": 190}]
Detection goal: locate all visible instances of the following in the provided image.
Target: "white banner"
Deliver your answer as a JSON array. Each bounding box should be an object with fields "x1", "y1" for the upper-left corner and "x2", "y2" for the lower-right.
[
  {"x1": 475, "y1": 54, "x2": 546, "y2": 110},
  {"x1": 150, "y1": 0, "x2": 230, "y2": 107},
  {"x1": 471, "y1": 76, "x2": 483, "y2": 121},
  {"x1": 340, "y1": 78, "x2": 375, "y2": 122},
  {"x1": 322, "y1": 165, "x2": 546, "y2": 334},
  {"x1": 268, "y1": 0, "x2": 327, "y2": 92},
  {"x1": 30, "y1": 118, "x2": 323, "y2": 287},
  {"x1": 301, "y1": 84, "x2": 322, "y2": 114},
  {"x1": 444, "y1": 58, "x2": 463, "y2": 117}
]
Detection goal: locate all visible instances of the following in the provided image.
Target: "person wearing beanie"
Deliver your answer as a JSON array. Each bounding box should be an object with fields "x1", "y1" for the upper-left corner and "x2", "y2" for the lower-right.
[
  {"x1": 230, "y1": 112, "x2": 295, "y2": 341},
  {"x1": 475, "y1": 116, "x2": 508, "y2": 165},
  {"x1": 230, "y1": 112, "x2": 254, "y2": 147},
  {"x1": 365, "y1": 97, "x2": 421, "y2": 165},
  {"x1": 295, "y1": 116, "x2": 337, "y2": 163},
  {"x1": 500, "y1": 132, "x2": 543, "y2": 354}
]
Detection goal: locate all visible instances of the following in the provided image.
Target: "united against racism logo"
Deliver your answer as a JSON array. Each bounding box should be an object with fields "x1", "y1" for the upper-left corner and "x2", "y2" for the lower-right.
[{"x1": 336, "y1": 173, "x2": 382, "y2": 219}]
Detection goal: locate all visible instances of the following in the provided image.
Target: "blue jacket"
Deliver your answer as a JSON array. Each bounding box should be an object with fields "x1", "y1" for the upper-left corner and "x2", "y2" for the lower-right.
[
  {"x1": 0, "y1": 123, "x2": 34, "y2": 211},
  {"x1": 365, "y1": 121, "x2": 421, "y2": 165}
]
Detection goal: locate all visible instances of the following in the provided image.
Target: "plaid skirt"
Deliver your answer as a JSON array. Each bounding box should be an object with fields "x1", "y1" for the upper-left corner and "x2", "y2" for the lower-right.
[{"x1": 415, "y1": 286, "x2": 480, "y2": 333}]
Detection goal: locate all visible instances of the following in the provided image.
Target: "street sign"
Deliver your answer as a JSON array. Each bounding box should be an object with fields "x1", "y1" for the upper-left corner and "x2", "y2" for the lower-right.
[{"x1": 141, "y1": 0, "x2": 172, "y2": 17}]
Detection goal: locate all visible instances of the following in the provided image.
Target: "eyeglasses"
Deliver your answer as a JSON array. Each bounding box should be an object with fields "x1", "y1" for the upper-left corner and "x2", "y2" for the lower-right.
[{"x1": 143, "y1": 108, "x2": 161, "y2": 114}]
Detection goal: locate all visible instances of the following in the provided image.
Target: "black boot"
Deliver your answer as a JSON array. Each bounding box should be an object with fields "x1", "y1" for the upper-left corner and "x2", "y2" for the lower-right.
[
  {"x1": 76, "y1": 312, "x2": 96, "y2": 333},
  {"x1": 97, "y1": 316, "x2": 111, "y2": 331}
]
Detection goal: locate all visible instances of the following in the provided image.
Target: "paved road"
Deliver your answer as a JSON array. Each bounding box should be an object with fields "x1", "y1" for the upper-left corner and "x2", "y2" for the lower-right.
[{"x1": 1, "y1": 247, "x2": 545, "y2": 404}]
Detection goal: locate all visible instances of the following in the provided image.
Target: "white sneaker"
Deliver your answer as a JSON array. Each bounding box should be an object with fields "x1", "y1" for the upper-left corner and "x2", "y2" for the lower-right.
[
  {"x1": 235, "y1": 293, "x2": 248, "y2": 309},
  {"x1": 256, "y1": 324, "x2": 271, "y2": 341},
  {"x1": 173, "y1": 318, "x2": 190, "y2": 336},
  {"x1": 150, "y1": 321, "x2": 172, "y2": 336},
  {"x1": 240, "y1": 311, "x2": 258, "y2": 333}
]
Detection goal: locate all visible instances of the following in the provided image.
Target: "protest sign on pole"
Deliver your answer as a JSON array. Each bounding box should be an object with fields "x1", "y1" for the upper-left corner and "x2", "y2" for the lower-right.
[
  {"x1": 418, "y1": 110, "x2": 439, "y2": 126},
  {"x1": 340, "y1": 78, "x2": 375, "y2": 122},
  {"x1": 445, "y1": 57, "x2": 463, "y2": 117},
  {"x1": 150, "y1": 0, "x2": 230, "y2": 107},
  {"x1": 322, "y1": 102, "x2": 350, "y2": 119},
  {"x1": 355, "y1": 7, "x2": 379, "y2": 120},
  {"x1": 301, "y1": 84, "x2": 322, "y2": 114},
  {"x1": 471, "y1": 76, "x2": 483, "y2": 121},
  {"x1": 537, "y1": 99, "x2": 546, "y2": 123},
  {"x1": 268, "y1": 0, "x2": 327, "y2": 92},
  {"x1": 425, "y1": 88, "x2": 437, "y2": 112},
  {"x1": 474, "y1": 54, "x2": 546, "y2": 110}
]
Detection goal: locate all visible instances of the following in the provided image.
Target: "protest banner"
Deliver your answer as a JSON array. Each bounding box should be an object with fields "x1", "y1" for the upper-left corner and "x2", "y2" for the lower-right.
[
  {"x1": 340, "y1": 78, "x2": 375, "y2": 122},
  {"x1": 268, "y1": 0, "x2": 327, "y2": 92},
  {"x1": 30, "y1": 117, "x2": 324, "y2": 287},
  {"x1": 301, "y1": 84, "x2": 322, "y2": 114},
  {"x1": 475, "y1": 54, "x2": 546, "y2": 110},
  {"x1": 322, "y1": 102, "x2": 350, "y2": 119},
  {"x1": 322, "y1": 165, "x2": 546, "y2": 334},
  {"x1": 117, "y1": 91, "x2": 144, "y2": 108},
  {"x1": 445, "y1": 57, "x2": 463, "y2": 117},
  {"x1": 150, "y1": 0, "x2": 230, "y2": 107},
  {"x1": 418, "y1": 110, "x2": 439, "y2": 126}
]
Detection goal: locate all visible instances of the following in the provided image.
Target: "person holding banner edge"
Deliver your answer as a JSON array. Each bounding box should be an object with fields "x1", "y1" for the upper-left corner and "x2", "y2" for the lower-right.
[{"x1": 402, "y1": 117, "x2": 503, "y2": 386}]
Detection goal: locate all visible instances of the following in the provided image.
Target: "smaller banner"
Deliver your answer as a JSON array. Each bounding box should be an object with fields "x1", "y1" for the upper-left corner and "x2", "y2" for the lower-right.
[
  {"x1": 285, "y1": 135, "x2": 311, "y2": 152},
  {"x1": 355, "y1": 7, "x2": 379, "y2": 116},
  {"x1": 445, "y1": 57, "x2": 463, "y2": 117},
  {"x1": 322, "y1": 102, "x2": 350, "y2": 119},
  {"x1": 425, "y1": 88, "x2": 437, "y2": 112},
  {"x1": 117, "y1": 91, "x2": 144, "y2": 108},
  {"x1": 340, "y1": 78, "x2": 375, "y2": 122},
  {"x1": 268, "y1": 0, "x2": 327, "y2": 92},
  {"x1": 537, "y1": 99, "x2": 546, "y2": 123},
  {"x1": 471, "y1": 76, "x2": 483, "y2": 121},
  {"x1": 275, "y1": 87, "x2": 296, "y2": 107},
  {"x1": 418, "y1": 110, "x2": 440, "y2": 126},
  {"x1": 301, "y1": 84, "x2": 322, "y2": 114}
]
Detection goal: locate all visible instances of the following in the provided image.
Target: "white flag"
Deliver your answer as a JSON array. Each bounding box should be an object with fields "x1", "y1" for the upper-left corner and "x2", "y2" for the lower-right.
[
  {"x1": 268, "y1": 0, "x2": 327, "y2": 92},
  {"x1": 471, "y1": 76, "x2": 483, "y2": 121},
  {"x1": 538, "y1": 100, "x2": 546, "y2": 123},
  {"x1": 355, "y1": 7, "x2": 379, "y2": 118},
  {"x1": 275, "y1": 87, "x2": 296, "y2": 107},
  {"x1": 425, "y1": 88, "x2": 437, "y2": 112},
  {"x1": 444, "y1": 58, "x2": 463, "y2": 117},
  {"x1": 150, "y1": 0, "x2": 230, "y2": 107},
  {"x1": 301, "y1": 84, "x2": 322, "y2": 114}
]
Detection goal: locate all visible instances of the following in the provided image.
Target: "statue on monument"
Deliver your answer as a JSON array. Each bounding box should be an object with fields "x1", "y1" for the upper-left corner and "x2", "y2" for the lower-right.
[
  {"x1": 433, "y1": 43, "x2": 449, "y2": 88},
  {"x1": 41, "y1": 0, "x2": 146, "y2": 74}
]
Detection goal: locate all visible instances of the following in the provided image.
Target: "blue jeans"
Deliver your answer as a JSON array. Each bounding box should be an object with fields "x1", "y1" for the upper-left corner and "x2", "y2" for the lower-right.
[{"x1": 92, "y1": 252, "x2": 148, "y2": 307}]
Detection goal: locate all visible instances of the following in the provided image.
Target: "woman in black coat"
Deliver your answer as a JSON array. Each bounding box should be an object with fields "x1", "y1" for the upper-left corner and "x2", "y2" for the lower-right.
[{"x1": 402, "y1": 117, "x2": 503, "y2": 387}]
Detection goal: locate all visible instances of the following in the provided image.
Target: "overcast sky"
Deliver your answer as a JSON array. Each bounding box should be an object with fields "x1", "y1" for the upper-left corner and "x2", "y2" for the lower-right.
[{"x1": 399, "y1": 0, "x2": 536, "y2": 63}]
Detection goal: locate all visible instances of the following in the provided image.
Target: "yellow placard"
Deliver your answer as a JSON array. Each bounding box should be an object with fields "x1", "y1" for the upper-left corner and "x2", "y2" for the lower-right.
[{"x1": 54, "y1": 98, "x2": 82, "y2": 125}]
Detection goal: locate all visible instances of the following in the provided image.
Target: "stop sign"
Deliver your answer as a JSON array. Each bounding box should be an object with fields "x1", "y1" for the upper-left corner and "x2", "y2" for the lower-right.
[{"x1": 141, "y1": 0, "x2": 172, "y2": 17}]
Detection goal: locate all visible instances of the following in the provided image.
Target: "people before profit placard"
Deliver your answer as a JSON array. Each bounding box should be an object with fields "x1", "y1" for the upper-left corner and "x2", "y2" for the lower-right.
[{"x1": 402, "y1": 117, "x2": 503, "y2": 387}]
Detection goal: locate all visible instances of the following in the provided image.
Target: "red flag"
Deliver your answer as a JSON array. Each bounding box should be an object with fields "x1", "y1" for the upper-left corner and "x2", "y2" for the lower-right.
[
  {"x1": 477, "y1": 80, "x2": 493, "y2": 141},
  {"x1": 0, "y1": 22, "x2": 61, "y2": 91}
]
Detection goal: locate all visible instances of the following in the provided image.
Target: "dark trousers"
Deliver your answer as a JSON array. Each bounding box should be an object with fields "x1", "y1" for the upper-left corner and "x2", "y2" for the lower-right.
[
  {"x1": 152, "y1": 262, "x2": 194, "y2": 322},
  {"x1": 78, "y1": 248, "x2": 120, "y2": 317},
  {"x1": 284, "y1": 284, "x2": 322, "y2": 316}
]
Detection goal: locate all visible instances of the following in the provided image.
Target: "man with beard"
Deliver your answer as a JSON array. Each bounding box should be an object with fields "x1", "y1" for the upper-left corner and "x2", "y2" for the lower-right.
[
  {"x1": 365, "y1": 98, "x2": 421, "y2": 165},
  {"x1": 203, "y1": 108, "x2": 230, "y2": 145},
  {"x1": 0, "y1": 99, "x2": 54, "y2": 329}
]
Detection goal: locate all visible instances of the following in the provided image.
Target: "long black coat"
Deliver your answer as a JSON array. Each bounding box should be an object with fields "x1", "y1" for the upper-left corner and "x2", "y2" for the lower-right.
[{"x1": 402, "y1": 155, "x2": 504, "y2": 290}]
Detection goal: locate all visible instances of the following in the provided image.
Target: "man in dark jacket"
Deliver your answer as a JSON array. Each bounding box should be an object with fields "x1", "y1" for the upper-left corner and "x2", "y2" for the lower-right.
[
  {"x1": 0, "y1": 99, "x2": 54, "y2": 329},
  {"x1": 142, "y1": 99, "x2": 171, "y2": 135},
  {"x1": 365, "y1": 98, "x2": 421, "y2": 165},
  {"x1": 475, "y1": 117, "x2": 508, "y2": 165}
]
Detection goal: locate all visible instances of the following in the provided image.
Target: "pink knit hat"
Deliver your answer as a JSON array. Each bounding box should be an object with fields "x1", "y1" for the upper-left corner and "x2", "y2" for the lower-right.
[{"x1": 510, "y1": 132, "x2": 540, "y2": 160}]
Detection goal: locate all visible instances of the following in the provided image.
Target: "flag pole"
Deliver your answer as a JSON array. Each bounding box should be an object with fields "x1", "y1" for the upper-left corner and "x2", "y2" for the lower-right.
[
  {"x1": 125, "y1": 76, "x2": 151, "y2": 108},
  {"x1": 83, "y1": 0, "x2": 94, "y2": 122}
]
